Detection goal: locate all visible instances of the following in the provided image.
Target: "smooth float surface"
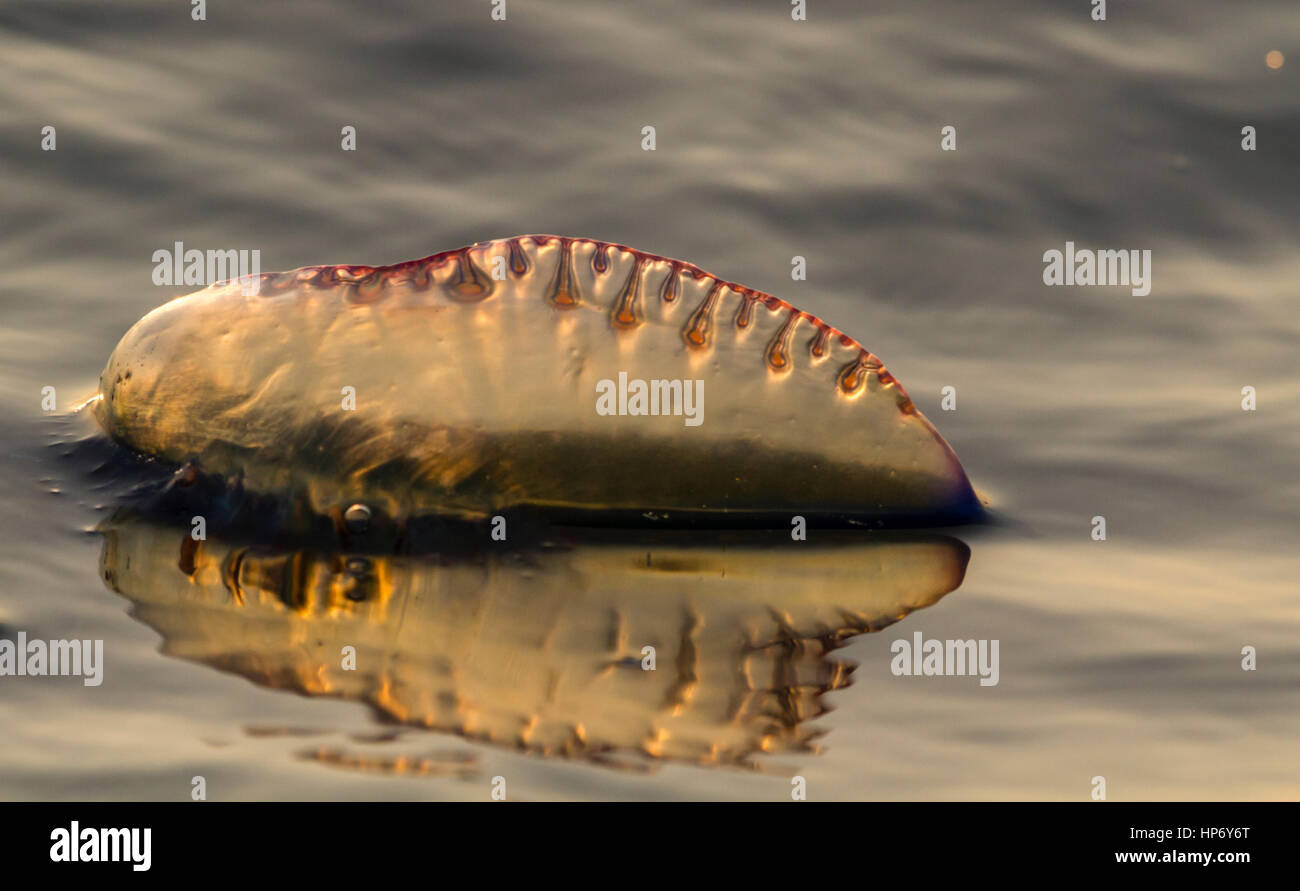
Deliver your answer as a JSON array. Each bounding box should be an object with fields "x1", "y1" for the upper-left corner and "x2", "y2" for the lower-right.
[{"x1": 94, "y1": 236, "x2": 979, "y2": 525}]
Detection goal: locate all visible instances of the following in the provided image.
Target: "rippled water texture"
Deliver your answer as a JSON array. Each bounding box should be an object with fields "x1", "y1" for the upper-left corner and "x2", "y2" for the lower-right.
[{"x1": 1, "y1": 1, "x2": 1297, "y2": 800}]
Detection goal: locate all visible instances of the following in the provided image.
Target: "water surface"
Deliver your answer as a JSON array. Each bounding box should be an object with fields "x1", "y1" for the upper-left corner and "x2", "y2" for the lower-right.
[{"x1": 1, "y1": 0, "x2": 1297, "y2": 800}]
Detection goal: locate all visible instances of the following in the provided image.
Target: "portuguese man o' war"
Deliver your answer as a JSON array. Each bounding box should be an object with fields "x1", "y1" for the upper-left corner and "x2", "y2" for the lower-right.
[{"x1": 93, "y1": 236, "x2": 981, "y2": 527}]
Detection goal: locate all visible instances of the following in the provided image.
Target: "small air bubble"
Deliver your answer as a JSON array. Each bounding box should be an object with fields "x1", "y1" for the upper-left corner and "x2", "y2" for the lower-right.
[{"x1": 343, "y1": 503, "x2": 371, "y2": 533}]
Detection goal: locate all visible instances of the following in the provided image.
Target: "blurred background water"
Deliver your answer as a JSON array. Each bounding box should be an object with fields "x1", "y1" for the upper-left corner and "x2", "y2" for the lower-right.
[{"x1": 1, "y1": 0, "x2": 1297, "y2": 800}]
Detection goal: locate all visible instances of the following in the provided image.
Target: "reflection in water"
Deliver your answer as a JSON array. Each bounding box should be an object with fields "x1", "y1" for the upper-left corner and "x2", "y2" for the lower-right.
[{"x1": 98, "y1": 514, "x2": 969, "y2": 770}]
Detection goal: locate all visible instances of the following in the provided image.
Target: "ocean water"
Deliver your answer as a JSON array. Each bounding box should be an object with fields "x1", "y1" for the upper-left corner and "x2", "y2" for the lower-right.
[{"x1": 1, "y1": 0, "x2": 1297, "y2": 800}]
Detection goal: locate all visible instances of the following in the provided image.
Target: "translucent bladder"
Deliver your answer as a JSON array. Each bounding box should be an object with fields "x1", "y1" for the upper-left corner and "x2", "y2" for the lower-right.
[{"x1": 95, "y1": 236, "x2": 980, "y2": 525}]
